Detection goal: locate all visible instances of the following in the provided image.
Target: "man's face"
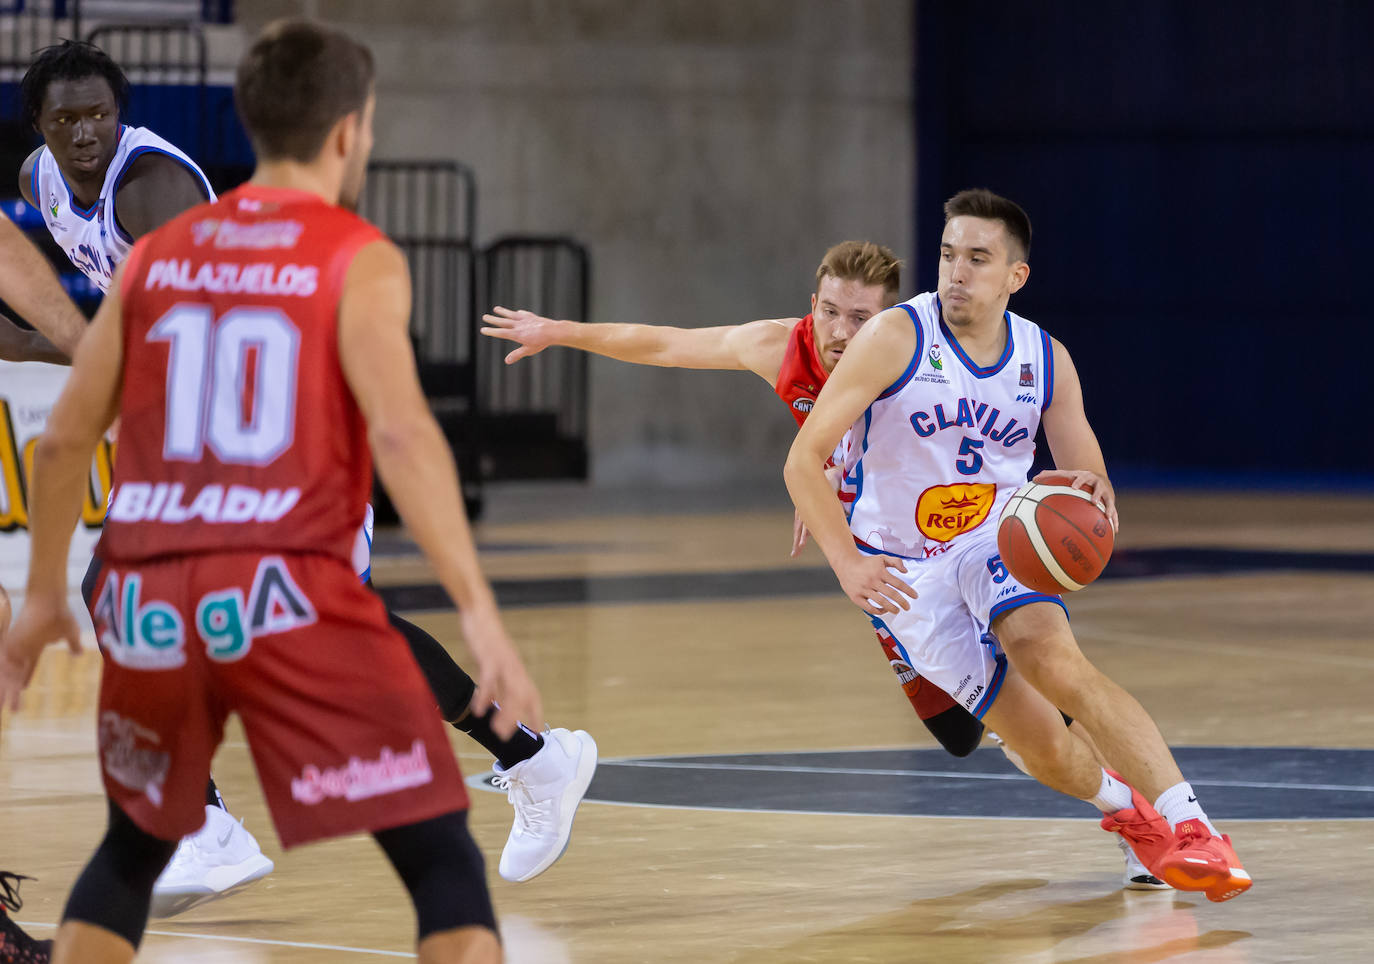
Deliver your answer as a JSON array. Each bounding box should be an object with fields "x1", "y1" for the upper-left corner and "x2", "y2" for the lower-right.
[
  {"x1": 338, "y1": 93, "x2": 376, "y2": 212},
  {"x1": 810, "y1": 275, "x2": 891, "y2": 373},
  {"x1": 37, "y1": 75, "x2": 121, "y2": 181},
  {"x1": 937, "y1": 216, "x2": 1027, "y2": 327}
]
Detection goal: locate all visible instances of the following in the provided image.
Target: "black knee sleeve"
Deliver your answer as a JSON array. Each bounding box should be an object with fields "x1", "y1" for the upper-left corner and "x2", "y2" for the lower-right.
[
  {"x1": 923, "y1": 706, "x2": 985, "y2": 758},
  {"x1": 374, "y1": 810, "x2": 497, "y2": 940},
  {"x1": 63, "y1": 800, "x2": 179, "y2": 949},
  {"x1": 387, "y1": 609, "x2": 477, "y2": 721}
]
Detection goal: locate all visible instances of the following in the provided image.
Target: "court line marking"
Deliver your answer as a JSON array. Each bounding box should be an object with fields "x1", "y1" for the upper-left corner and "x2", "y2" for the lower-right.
[
  {"x1": 1086, "y1": 628, "x2": 1374, "y2": 670},
  {"x1": 15, "y1": 921, "x2": 415, "y2": 958},
  {"x1": 593, "y1": 759, "x2": 1374, "y2": 793},
  {"x1": 462, "y1": 791, "x2": 1374, "y2": 824}
]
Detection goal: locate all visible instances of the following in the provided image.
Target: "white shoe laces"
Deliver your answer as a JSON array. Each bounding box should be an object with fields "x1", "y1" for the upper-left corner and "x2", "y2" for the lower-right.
[{"x1": 492, "y1": 771, "x2": 552, "y2": 837}]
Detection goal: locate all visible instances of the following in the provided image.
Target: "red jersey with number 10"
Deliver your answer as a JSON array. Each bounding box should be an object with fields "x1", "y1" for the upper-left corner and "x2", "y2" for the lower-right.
[
  {"x1": 773, "y1": 315, "x2": 828, "y2": 427},
  {"x1": 99, "y1": 184, "x2": 385, "y2": 566}
]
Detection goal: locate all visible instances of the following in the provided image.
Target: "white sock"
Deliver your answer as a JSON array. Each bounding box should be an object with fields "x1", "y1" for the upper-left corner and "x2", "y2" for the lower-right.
[
  {"x1": 1088, "y1": 769, "x2": 1134, "y2": 813},
  {"x1": 1153, "y1": 781, "x2": 1218, "y2": 834}
]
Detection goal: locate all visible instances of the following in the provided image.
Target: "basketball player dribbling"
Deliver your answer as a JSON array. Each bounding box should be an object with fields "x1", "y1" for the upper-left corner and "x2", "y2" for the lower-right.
[
  {"x1": 481, "y1": 242, "x2": 1164, "y2": 888},
  {"x1": 9, "y1": 40, "x2": 594, "y2": 910},
  {"x1": 785, "y1": 188, "x2": 1251, "y2": 901},
  {"x1": 0, "y1": 19, "x2": 538, "y2": 963}
]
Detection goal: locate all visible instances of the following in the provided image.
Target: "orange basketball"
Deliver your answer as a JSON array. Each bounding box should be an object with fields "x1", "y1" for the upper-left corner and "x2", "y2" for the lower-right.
[{"x1": 996, "y1": 473, "x2": 1114, "y2": 593}]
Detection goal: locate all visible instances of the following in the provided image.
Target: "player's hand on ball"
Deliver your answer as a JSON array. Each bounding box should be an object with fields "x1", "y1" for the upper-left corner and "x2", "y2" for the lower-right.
[
  {"x1": 1034, "y1": 468, "x2": 1118, "y2": 533},
  {"x1": 479, "y1": 306, "x2": 562, "y2": 364},
  {"x1": 0, "y1": 592, "x2": 83, "y2": 713},
  {"x1": 836, "y1": 553, "x2": 918, "y2": 616},
  {"x1": 461, "y1": 607, "x2": 545, "y2": 739}
]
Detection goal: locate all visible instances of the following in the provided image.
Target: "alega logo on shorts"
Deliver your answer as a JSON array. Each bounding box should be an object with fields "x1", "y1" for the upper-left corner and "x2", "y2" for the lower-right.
[
  {"x1": 290, "y1": 739, "x2": 433, "y2": 805},
  {"x1": 915, "y1": 482, "x2": 996, "y2": 543}
]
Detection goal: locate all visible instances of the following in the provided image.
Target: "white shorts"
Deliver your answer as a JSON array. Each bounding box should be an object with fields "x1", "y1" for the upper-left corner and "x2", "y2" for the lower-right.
[{"x1": 861, "y1": 527, "x2": 1065, "y2": 719}]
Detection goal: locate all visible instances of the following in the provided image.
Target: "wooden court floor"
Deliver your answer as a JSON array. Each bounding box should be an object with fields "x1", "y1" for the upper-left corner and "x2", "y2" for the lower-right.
[{"x1": 3, "y1": 488, "x2": 1373, "y2": 962}]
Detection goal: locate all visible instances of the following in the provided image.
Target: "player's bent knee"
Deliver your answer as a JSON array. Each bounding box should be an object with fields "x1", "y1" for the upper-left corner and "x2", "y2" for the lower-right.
[
  {"x1": 374, "y1": 809, "x2": 497, "y2": 941},
  {"x1": 923, "y1": 706, "x2": 984, "y2": 757}
]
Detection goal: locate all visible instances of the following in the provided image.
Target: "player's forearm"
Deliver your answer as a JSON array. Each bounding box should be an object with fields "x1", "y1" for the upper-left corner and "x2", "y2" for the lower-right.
[
  {"x1": 0, "y1": 316, "x2": 71, "y2": 365},
  {"x1": 369, "y1": 415, "x2": 502, "y2": 624},
  {"x1": 558, "y1": 320, "x2": 724, "y2": 369},
  {"x1": 25, "y1": 432, "x2": 95, "y2": 595},
  {"x1": 0, "y1": 221, "x2": 86, "y2": 357},
  {"x1": 785, "y1": 446, "x2": 861, "y2": 570}
]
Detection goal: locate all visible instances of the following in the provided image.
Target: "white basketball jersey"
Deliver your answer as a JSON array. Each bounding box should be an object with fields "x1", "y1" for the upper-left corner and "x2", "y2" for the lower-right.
[
  {"x1": 841, "y1": 292, "x2": 1055, "y2": 560},
  {"x1": 32, "y1": 125, "x2": 214, "y2": 293}
]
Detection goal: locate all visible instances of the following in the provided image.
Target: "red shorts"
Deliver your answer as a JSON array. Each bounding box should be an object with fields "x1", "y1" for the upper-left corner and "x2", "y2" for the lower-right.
[{"x1": 88, "y1": 550, "x2": 466, "y2": 848}]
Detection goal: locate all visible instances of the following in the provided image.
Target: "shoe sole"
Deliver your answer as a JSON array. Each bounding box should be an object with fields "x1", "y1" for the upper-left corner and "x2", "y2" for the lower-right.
[
  {"x1": 1158, "y1": 859, "x2": 1252, "y2": 902},
  {"x1": 505, "y1": 730, "x2": 599, "y2": 883},
  {"x1": 149, "y1": 854, "x2": 275, "y2": 918},
  {"x1": 1123, "y1": 873, "x2": 1171, "y2": 891}
]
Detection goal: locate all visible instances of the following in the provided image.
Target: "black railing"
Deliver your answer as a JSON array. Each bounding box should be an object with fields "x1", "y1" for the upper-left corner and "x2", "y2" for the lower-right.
[
  {"x1": 86, "y1": 21, "x2": 206, "y2": 158},
  {"x1": 480, "y1": 237, "x2": 590, "y2": 445}
]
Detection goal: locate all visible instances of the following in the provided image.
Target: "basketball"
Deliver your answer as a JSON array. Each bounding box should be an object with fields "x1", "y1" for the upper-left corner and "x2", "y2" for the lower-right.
[{"x1": 996, "y1": 472, "x2": 1114, "y2": 593}]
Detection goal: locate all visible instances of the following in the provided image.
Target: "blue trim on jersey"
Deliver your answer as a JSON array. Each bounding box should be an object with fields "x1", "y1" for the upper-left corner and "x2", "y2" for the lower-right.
[
  {"x1": 970, "y1": 653, "x2": 1008, "y2": 719},
  {"x1": 878, "y1": 304, "x2": 927, "y2": 399},
  {"x1": 1040, "y1": 329, "x2": 1055, "y2": 412},
  {"x1": 60, "y1": 171, "x2": 100, "y2": 221},
  {"x1": 358, "y1": 565, "x2": 371, "y2": 584},
  {"x1": 28, "y1": 157, "x2": 40, "y2": 215},
  {"x1": 853, "y1": 536, "x2": 923, "y2": 563},
  {"x1": 109, "y1": 145, "x2": 214, "y2": 243},
  {"x1": 988, "y1": 591, "x2": 1068, "y2": 623},
  {"x1": 934, "y1": 297, "x2": 1014, "y2": 378},
  {"x1": 842, "y1": 408, "x2": 873, "y2": 524}
]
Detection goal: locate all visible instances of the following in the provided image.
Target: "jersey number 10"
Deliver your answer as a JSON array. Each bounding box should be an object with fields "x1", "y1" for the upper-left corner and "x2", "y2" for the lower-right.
[{"x1": 149, "y1": 305, "x2": 300, "y2": 466}]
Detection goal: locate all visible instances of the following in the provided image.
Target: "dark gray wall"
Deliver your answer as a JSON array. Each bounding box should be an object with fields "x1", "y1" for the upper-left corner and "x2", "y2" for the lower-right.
[{"x1": 240, "y1": 0, "x2": 915, "y2": 484}]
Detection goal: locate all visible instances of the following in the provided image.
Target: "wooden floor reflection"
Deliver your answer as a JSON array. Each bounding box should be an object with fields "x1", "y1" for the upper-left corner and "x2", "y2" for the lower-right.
[{"x1": 3, "y1": 488, "x2": 1372, "y2": 962}]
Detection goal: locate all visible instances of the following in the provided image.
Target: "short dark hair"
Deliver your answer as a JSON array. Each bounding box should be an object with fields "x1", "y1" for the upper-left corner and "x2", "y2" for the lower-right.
[
  {"x1": 943, "y1": 188, "x2": 1032, "y2": 262},
  {"x1": 21, "y1": 40, "x2": 131, "y2": 129},
  {"x1": 234, "y1": 19, "x2": 374, "y2": 163}
]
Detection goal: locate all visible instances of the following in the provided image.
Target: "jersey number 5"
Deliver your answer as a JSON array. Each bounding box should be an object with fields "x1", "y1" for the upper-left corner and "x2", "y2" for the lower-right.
[{"x1": 149, "y1": 305, "x2": 300, "y2": 466}]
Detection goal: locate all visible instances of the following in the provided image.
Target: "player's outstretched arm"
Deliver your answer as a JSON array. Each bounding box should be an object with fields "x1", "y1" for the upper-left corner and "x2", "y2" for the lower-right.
[
  {"x1": 784, "y1": 308, "x2": 919, "y2": 616},
  {"x1": 0, "y1": 266, "x2": 124, "y2": 711},
  {"x1": 480, "y1": 305, "x2": 795, "y2": 384},
  {"x1": 1039, "y1": 337, "x2": 1118, "y2": 531},
  {"x1": 340, "y1": 240, "x2": 542, "y2": 738},
  {"x1": 0, "y1": 210, "x2": 85, "y2": 358}
]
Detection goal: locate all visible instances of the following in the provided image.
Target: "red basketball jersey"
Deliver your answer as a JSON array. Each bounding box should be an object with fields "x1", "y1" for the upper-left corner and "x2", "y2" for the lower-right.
[
  {"x1": 773, "y1": 315, "x2": 828, "y2": 427},
  {"x1": 99, "y1": 184, "x2": 385, "y2": 566}
]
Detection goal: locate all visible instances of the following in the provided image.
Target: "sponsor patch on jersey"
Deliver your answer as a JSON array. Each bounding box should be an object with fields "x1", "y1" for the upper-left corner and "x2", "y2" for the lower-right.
[
  {"x1": 1019, "y1": 363, "x2": 1034, "y2": 387},
  {"x1": 192, "y1": 218, "x2": 304, "y2": 250},
  {"x1": 928, "y1": 344, "x2": 943, "y2": 371},
  {"x1": 792, "y1": 397, "x2": 814, "y2": 415},
  {"x1": 914, "y1": 482, "x2": 996, "y2": 543}
]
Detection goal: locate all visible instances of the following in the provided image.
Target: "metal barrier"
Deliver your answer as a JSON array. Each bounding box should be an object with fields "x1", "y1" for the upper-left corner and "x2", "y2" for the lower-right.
[
  {"x1": 478, "y1": 236, "x2": 590, "y2": 479},
  {"x1": 86, "y1": 21, "x2": 206, "y2": 157}
]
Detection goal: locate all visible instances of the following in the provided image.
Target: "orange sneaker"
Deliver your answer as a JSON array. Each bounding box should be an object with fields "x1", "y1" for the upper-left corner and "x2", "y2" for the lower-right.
[
  {"x1": 1155, "y1": 819, "x2": 1253, "y2": 902},
  {"x1": 1098, "y1": 773, "x2": 1175, "y2": 878}
]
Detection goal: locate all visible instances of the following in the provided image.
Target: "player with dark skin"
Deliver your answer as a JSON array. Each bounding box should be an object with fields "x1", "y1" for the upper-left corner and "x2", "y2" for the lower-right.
[{"x1": 19, "y1": 74, "x2": 209, "y2": 245}]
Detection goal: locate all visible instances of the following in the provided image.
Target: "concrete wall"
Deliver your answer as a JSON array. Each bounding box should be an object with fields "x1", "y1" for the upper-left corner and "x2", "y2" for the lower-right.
[{"x1": 237, "y1": 0, "x2": 914, "y2": 485}]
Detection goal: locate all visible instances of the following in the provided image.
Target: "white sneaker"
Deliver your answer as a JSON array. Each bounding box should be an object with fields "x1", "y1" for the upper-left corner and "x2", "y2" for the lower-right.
[
  {"x1": 1119, "y1": 835, "x2": 1170, "y2": 891},
  {"x1": 150, "y1": 805, "x2": 275, "y2": 917},
  {"x1": 492, "y1": 728, "x2": 597, "y2": 882}
]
